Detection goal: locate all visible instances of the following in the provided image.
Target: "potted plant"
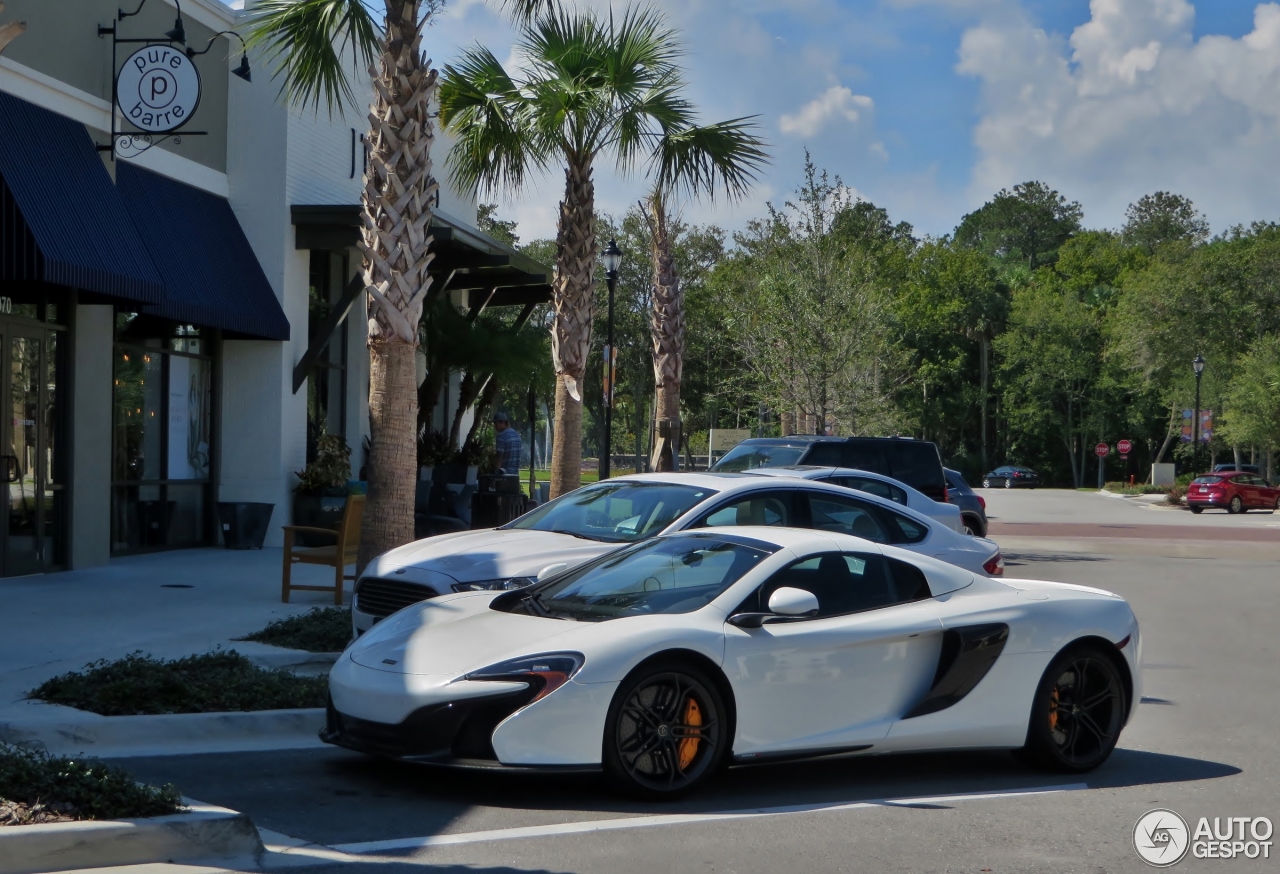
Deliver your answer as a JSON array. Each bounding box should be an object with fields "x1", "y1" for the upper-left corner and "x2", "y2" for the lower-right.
[{"x1": 293, "y1": 435, "x2": 353, "y2": 546}]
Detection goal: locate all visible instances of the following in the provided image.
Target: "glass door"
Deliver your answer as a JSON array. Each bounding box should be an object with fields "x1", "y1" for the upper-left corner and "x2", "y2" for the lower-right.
[{"x1": 2, "y1": 327, "x2": 58, "y2": 575}]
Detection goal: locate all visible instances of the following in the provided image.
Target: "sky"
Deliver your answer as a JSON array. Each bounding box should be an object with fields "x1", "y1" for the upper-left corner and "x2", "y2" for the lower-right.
[{"x1": 232, "y1": 0, "x2": 1280, "y2": 244}]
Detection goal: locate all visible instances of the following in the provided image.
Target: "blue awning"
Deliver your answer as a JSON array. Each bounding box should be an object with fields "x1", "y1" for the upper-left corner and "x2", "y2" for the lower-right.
[
  {"x1": 117, "y1": 163, "x2": 290, "y2": 341},
  {"x1": 0, "y1": 90, "x2": 164, "y2": 303}
]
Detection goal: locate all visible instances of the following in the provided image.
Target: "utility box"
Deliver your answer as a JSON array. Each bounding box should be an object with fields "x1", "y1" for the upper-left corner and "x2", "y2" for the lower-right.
[{"x1": 1151, "y1": 463, "x2": 1176, "y2": 486}]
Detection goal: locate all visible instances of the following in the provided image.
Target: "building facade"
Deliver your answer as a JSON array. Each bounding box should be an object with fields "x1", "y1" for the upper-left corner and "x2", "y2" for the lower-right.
[{"x1": 0, "y1": 0, "x2": 547, "y2": 573}]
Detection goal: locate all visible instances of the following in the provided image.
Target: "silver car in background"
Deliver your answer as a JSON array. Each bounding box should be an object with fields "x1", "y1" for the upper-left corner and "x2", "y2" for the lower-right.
[{"x1": 743, "y1": 465, "x2": 966, "y2": 533}]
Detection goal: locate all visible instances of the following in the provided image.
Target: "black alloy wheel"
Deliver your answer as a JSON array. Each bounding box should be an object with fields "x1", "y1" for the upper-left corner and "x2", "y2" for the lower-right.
[
  {"x1": 1019, "y1": 645, "x2": 1126, "y2": 773},
  {"x1": 604, "y1": 663, "x2": 727, "y2": 798},
  {"x1": 1228, "y1": 495, "x2": 1244, "y2": 515},
  {"x1": 1189, "y1": 505, "x2": 1203, "y2": 514}
]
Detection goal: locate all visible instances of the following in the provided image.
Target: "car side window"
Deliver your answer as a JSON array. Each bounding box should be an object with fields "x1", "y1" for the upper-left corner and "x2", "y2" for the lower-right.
[
  {"x1": 883, "y1": 511, "x2": 928, "y2": 544},
  {"x1": 803, "y1": 443, "x2": 844, "y2": 466},
  {"x1": 697, "y1": 492, "x2": 795, "y2": 528},
  {"x1": 836, "y1": 476, "x2": 908, "y2": 506},
  {"x1": 744, "y1": 551, "x2": 929, "y2": 619},
  {"x1": 806, "y1": 493, "x2": 889, "y2": 543}
]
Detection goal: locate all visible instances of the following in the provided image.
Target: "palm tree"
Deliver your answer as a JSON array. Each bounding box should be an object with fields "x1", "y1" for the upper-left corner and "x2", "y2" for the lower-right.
[
  {"x1": 247, "y1": 0, "x2": 547, "y2": 570},
  {"x1": 441, "y1": 6, "x2": 711, "y2": 497},
  {"x1": 643, "y1": 121, "x2": 766, "y2": 470}
]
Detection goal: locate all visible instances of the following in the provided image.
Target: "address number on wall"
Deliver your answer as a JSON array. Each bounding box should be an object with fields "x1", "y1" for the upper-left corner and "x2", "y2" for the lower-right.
[{"x1": 0, "y1": 297, "x2": 12, "y2": 315}]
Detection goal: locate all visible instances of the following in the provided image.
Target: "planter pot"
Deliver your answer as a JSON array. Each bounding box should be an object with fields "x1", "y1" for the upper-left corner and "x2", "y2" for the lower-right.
[
  {"x1": 216, "y1": 502, "x2": 274, "y2": 549},
  {"x1": 292, "y1": 492, "x2": 347, "y2": 547}
]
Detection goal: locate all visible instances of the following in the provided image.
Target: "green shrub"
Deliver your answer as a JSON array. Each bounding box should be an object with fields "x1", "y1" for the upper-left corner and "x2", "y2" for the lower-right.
[
  {"x1": 28, "y1": 651, "x2": 327, "y2": 716},
  {"x1": 237, "y1": 607, "x2": 351, "y2": 653},
  {"x1": 0, "y1": 744, "x2": 182, "y2": 821}
]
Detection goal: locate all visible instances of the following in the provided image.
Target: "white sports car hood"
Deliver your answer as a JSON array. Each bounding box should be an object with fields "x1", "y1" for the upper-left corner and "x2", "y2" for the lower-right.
[
  {"x1": 364, "y1": 529, "x2": 618, "y2": 585},
  {"x1": 349, "y1": 593, "x2": 582, "y2": 676}
]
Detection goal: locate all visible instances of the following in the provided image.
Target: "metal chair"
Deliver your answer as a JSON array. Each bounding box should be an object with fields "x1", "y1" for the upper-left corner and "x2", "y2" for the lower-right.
[{"x1": 281, "y1": 494, "x2": 365, "y2": 604}]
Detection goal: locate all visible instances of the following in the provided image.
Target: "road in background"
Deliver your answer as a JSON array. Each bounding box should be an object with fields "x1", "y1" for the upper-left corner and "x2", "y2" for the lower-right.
[{"x1": 116, "y1": 491, "x2": 1277, "y2": 874}]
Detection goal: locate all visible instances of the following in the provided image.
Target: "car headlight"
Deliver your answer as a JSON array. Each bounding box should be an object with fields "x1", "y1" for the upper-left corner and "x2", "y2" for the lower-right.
[
  {"x1": 465, "y1": 652, "x2": 584, "y2": 703},
  {"x1": 451, "y1": 576, "x2": 537, "y2": 592}
]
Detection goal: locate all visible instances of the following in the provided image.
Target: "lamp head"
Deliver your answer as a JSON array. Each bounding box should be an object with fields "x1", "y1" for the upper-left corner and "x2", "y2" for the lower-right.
[
  {"x1": 1193, "y1": 353, "x2": 1206, "y2": 376},
  {"x1": 233, "y1": 54, "x2": 251, "y2": 81},
  {"x1": 601, "y1": 239, "x2": 623, "y2": 278},
  {"x1": 165, "y1": 17, "x2": 186, "y2": 44}
]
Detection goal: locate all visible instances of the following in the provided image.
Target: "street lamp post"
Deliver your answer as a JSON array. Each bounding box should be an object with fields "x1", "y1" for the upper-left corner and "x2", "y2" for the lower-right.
[
  {"x1": 600, "y1": 239, "x2": 623, "y2": 480},
  {"x1": 1193, "y1": 353, "x2": 1206, "y2": 474}
]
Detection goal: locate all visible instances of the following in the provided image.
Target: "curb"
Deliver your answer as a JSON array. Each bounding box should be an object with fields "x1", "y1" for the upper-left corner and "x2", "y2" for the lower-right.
[
  {"x1": 0, "y1": 707, "x2": 327, "y2": 758},
  {"x1": 0, "y1": 799, "x2": 264, "y2": 874}
]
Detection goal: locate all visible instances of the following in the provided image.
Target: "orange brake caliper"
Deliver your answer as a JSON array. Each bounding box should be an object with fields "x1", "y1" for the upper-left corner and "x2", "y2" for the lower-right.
[
  {"x1": 677, "y1": 697, "x2": 702, "y2": 771},
  {"x1": 1048, "y1": 688, "x2": 1060, "y2": 731}
]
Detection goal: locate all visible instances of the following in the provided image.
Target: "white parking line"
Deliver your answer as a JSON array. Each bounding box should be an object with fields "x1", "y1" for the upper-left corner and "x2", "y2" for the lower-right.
[{"x1": 333, "y1": 783, "x2": 1088, "y2": 854}]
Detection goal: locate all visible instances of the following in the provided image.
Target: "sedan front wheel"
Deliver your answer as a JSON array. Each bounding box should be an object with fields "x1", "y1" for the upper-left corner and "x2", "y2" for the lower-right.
[
  {"x1": 1228, "y1": 495, "x2": 1244, "y2": 515},
  {"x1": 604, "y1": 662, "x2": 728, "y2": 798}
]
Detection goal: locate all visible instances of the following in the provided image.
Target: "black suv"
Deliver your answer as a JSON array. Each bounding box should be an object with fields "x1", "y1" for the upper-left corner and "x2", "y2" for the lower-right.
[{"x1": 711, "y1": 436, "x2": 949, "y2": 502}]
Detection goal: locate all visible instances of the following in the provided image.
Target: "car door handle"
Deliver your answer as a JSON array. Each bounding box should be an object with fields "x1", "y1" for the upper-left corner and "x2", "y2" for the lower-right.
[{"x1": 1, "y1": 455, "x2": 18, "y2": 483}]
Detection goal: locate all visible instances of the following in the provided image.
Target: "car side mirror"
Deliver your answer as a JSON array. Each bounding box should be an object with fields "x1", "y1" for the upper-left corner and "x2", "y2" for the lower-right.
[
  {"x1": 728, "y1": 587, "x2": 820, "y2": 629},
  {"x1": 768, "y1": 587, "x2": 820, "y2": 616},
  {"x1": 536, "y1": 563, "x2": 568, "y2": 581}
]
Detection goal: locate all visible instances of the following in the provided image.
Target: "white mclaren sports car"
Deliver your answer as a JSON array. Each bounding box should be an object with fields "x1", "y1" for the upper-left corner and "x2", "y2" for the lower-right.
[
  {"x1": 324, "y1": 527, "x2": 1140, "y2": 797},
  {"x1": 352, "y1": 474, "x2": 1003, "y2": 635}
]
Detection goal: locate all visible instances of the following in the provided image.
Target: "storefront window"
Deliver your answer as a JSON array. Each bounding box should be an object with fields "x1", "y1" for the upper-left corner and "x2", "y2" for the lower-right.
[
  {"x1": 111, "y1": 316, "x2": 214, "y2": 553},
  {"x1": 307, "y1": 251, "x2": 348, "y2": 461}
]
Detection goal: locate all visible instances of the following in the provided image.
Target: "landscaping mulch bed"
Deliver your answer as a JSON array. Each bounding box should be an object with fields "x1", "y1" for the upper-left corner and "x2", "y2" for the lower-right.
[
  {"x1": 236, "y1": 606, "x2": 351, "y2": 653},
  {"x1": 0, "y1": 744, "x2": 182, "y2": 825},
  {"x1": 28, "y1": 650, "x2": 328, "y2": 716}
]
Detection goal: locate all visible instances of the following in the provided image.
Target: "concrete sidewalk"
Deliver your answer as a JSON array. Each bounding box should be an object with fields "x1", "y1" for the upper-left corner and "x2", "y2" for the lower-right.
[{"x1": 0, "y1": 549, "x2": 349, "y2": 714}]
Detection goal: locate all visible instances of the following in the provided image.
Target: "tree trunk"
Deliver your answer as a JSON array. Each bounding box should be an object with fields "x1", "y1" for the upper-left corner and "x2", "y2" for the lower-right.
[
  {"x1": 549, "y1": 159, "x2": 596, "y2": 498},
  {"x1": 979, "y1": 335, "x2": 989, "y2": 470},
  {"x1": 362, "y1": 340, "x2": 420, "y2": 570},
  {"x1": 356, "y1": 0, "x2": 437, "y2": 572},
  {"x1": 1154, "y1": 402, "x2": 1178, "y2": 463},
  {"x1": 646, "y1": 192, "x2": 684, "y2": 473}
]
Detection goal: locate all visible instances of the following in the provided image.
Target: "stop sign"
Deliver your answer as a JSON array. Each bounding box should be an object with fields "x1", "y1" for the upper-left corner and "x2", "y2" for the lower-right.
[
  {"x1": 1095, "y1": 442, "x2": 1110, "y2": 457},
  {"x1": 1117, "y1": 439, "x2": 1133, "y2": 455}
]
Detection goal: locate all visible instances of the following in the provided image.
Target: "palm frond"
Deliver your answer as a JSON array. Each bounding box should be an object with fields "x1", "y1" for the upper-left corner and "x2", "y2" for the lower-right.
[
  {"x1": 495, "y1": 0, "x2": 559, "y2": 26},
  {"x1": 440, "y1": 47, "x2": 548, "y2": 195},
  {"x1": 654, "y1": 116, "x2": 769, "y2": 202},
  {"x1": 245, "y1": 0, "x2": 380, "y2": 115}
]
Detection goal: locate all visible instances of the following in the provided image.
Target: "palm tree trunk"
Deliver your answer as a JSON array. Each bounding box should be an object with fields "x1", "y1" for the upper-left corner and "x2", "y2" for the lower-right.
[
  {"x1": 358, "y1": 0, "x2": 438, "y2": 572},
  {"x1": 645, "y1": 192, "x2": 684, "y2": 472},
  {"x1": 549, "y1": 159, "x2": 596, "y2": 497}
]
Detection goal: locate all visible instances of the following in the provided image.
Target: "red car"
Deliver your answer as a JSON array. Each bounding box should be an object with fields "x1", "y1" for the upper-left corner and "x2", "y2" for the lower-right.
[{"x1": 1186, "y1": 471, "x2": 1280, "y2": 514}]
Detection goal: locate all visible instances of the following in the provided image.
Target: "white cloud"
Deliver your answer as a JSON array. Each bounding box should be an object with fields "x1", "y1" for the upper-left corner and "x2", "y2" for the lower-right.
[
  {"x1": 956, "y1": 0, "x2": 1280, "y2": 230},
  {"x1": 780, "y1": 86, "x2": 874, "y2": 137}
]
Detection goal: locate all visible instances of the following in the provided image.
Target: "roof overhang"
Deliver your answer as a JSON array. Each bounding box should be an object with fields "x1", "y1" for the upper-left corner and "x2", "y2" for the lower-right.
[{"x1": 290, "y1": 204, "x2": 552, "y2": 309}]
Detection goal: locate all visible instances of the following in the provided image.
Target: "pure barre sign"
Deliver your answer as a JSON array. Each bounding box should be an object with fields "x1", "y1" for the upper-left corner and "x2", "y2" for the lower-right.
[{"x1": 115, "y1": 45, "x2": 201, "y2": 133}]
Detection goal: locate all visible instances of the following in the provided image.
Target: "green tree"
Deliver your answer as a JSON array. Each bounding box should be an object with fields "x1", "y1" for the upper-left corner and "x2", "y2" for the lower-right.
[
  {"x1": 956, "y1": 181, "x2": 1083, "y2": 271},
  {"x1": 440, "y1": 5, "x2": 710, "y2": 497},
  {"x1": 477, "y1": 203, "x2": 520, "y2": 248},
  {"x1": 895, "y1": 239, "x2": 1004, "y2": 467},
  {"x1": 1220, "y1": 336, "x2": 1280, "y2": 478},
  {"x1": 724, "y1": 157, "x2": 902, "y2": 436},
  {"x1": 996, "y1": 279, "x2": 1103, "y2": 487},
  {"x1": 1122, "y1": 191, "x2": 1210, "y2": 253}
]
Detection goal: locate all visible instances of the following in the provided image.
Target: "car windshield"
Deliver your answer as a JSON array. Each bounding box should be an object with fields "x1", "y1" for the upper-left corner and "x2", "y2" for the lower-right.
[
  {"x1": 1192, "y1": 476, "x2": 1223, "y2": 485},
  {"x1": 712, "y1": 443, "x2": 806, "y2": 472},
  {"x1": 503, "y1": 481, "x2": 714, "y2": 543},
  {"x1": 516, "y1": 536, "x2": 774, "y2": 621}
]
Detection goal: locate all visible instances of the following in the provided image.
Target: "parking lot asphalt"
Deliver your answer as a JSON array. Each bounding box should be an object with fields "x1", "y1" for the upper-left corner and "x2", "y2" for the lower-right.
[{"x1": 116, "y1": 491, "x2": 1278, "y2": 873}]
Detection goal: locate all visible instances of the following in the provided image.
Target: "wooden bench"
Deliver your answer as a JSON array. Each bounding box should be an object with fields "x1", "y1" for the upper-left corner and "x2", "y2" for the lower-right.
[{"x1": 281, "y1": 494, "x2": 364, "y2": 604}]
